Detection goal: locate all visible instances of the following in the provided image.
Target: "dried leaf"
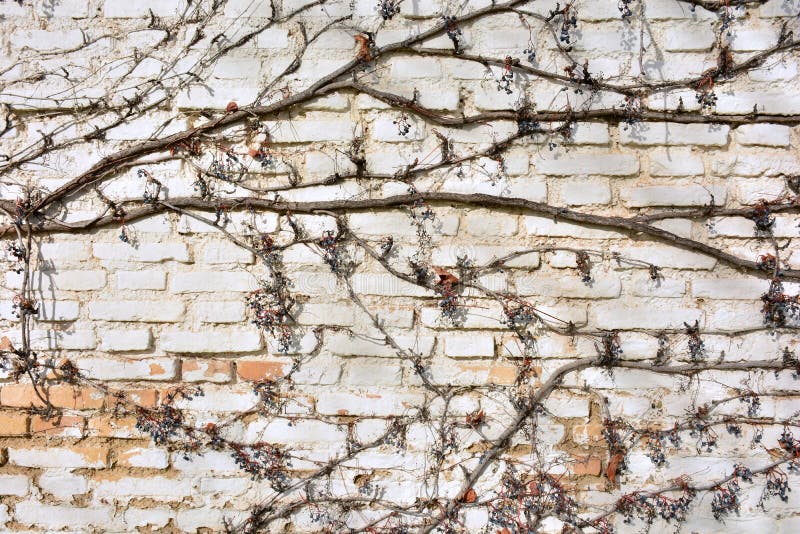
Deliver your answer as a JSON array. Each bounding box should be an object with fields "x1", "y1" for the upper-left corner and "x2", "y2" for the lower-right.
[
  {"x1": 433, "y1": 266, "x2": 459, "y2": 286},
  {"x1": 354, "y1": 34, "x2": 372, "y2": 61},
  {"x1": 465, "y1": 409, "x2": 484, "y2": 428},
  {"x1": 462, "y1": 488, "x2": 477, "y2": 503},
  {"x1": 607, "y1": 452, "x2": 623, "y2": 484},
  {"x1": 0, "y1": 336, "x2": 14, "y2": 352}
]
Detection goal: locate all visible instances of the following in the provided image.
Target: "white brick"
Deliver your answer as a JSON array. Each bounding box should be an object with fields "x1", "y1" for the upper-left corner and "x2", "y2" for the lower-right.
[
  {"x1": 621, "y1": 185, "x2": 726, "y2": 207},
  {"x1": 256, "y1": 29, "x2": 290, "y2": 48},
  {"x1": 582, "y1": 367, "x2": 677, "y2": 389},
  {"x1": 212, "y1": 57, "x2": 262, "y2": 79},
  {"x1": 391, "y1": 58, "x2": 442, "y2": 79},
  {"x1": 93, "y1": 243, "x2": 190, "y2": 262},
  {"x1": 463, "y1": 210, "x2": 517, "y2": 236},
  {"x1": 6, "y1": 269, "x2": 105, "y2": 291},
  {"x1": 98, "y1": 329, "x2": 152, "y2": 351},
  {"x1": 371, "y1": 117, "x2": 426, "y2": 142},
  {"x1": 8, "y1": 447, "x2": 106, "y2": 468},
  {"x1": 89, "y1": 300, "x2": 184, "y2": 322},
  {"x1": 760, "y1": 0, "x2": 800, "y2": 16},
  {"x1": 589, "y1": 303, "x2": 703, "y2": 329},
  {"x1": 38, "y1": 473, "x2": 88, "y2": 499},
  {"x1": 201, "y1": 241, "x2": 254, "y2": 264},
  {"x1": 11, "y1": 30, "x2": 85, "y2": 51},
  {"x1": 693, "y1": 278, "x2": 769, "y2": 299},
  {"x1": 348, "y1": 212, "x2": 459, "y2": 236},
  {"x1": 711, "y1": 215, "x2": 798, "y2": 237},
  {"x1": 525, "y1": 217, "x2": 624, "y2": 239},
  {"x1": 173, "y1": 450, "x2": 239, "y2": 472},
  {"x1": 175, "y1": 508, "x2": 231, "y2": 532},
  {"x1": 176, "y1": 85, "x2": 260, "y2": 110},
  {"x1": 716, "y1": 92, "x2": 800, "y2": 115},
  {"x1": 431, "y1": 245, "x2": 539, "y2": 268},
  {"x1": 711, "y1": 153, "x2": 800, "y2": 176},
  {"x1": 735, "y1": 124, "x2": 792, "y2": 146},
  {"x1": 182, "y1": 359, "x2": 232, "y2": 383},
  {"x1": 316, "y1": 391, "x2": 426, "y2": 416},
  {"x1": 247, "y1": 419, "x2": 347, "y2": 443},
  {"x1": 38, "y1": 242, "x2": 90, "y2": 261},
  {"x1": 266, "y1": 120, "x2": 355, "y2": 143},
  {"x1": 350, "y1": 273, "x2": 431, "y2": 297},
  {"x1": 665, "y1": 27, "x2": 715, "y2": 51},
  {"x1": 104, "y1": 0, "x2": 187, "y2": 18},
  {"x1": 557, "y1": 180, "x2": 611, "y2": 205},
  {"x1": 544, "y1": 394, "x2": 589, "y2": 417},
  {"x1": 516, "y1": 275, "x2": 622, "y2": 298},
  {"x1": 649, "y1": 148, "x2": 705, "y2": 176},
  {"x1": 37, "y1": 0, "x2": 89, "y2": 17},
  {"x1": 199, "y1": 478, "x2": 249, "y2": 495},
  {"x1": 160, "y1": 330, "x2": 262, "y2": 353},
  {"x1": 29, "y1": 329, "x2": 96, "y2": 350},
  {"x1": 116, "y1": 270, "x2": 167, "y2": 290},
  {"x1": 620, "y1": 123, "x2": 729, "y2": 146},
  {"x1": 705, "y1": 302, "x2": 766, "y2": 332},
  {"x1": 106, "y1": 117, "x2": 183, "y2": 141},
  {"x1": 120, "y1": 447, "x2": 169, "y2": 469},
  {"x1": 548, "y1": 250, "x2": 578, "y2": 269},
  {"x1": 0, "y1": 475, "x2": 29, "y2": 496},
  {"x1": 0, "y1": 1, "x2": 25, "y2": 16},
  {"x1": 534, "y1": 153, "x2": 639, "y2": 176},
  {"x1": 14, "y1": 501, "x2": 113, "y2": 529},
  {"x1": 574, "y1": 29, "x2": 651, "y2": 52},
  {"x1": 94, "y1": 476, "x2": 194, "y2": 500},
  {"x1": 297, "y1": 303, "x2": 355, "y2": 326},
  {"x1": 749, "y1": 61, "x2": 797, "y2": 81},
  {"x1": 444, "y1": 335, "x2": 494, "y2": 358},
  {"x1": 648, "y1": 1, "x2": 716, "y2": 19},
  {"x1": 735, "y1": 178, "x2": 787, "y2": 204},
  {"x1": 113, "y1": 215, "x2": 171, "y2": 234},
  {"x1": 197, "y1": 301, "x2": 246, "y2": 323},
  {"x1": 614, "y1": 246, "x2": 717, "y2": 269},
  {"x1": 632, "y1": 278, "x2": 686, "y2": 298},
  {"x1": 76, "y1": 357, "x2": 176, "y2": 380},
  {"x1": 729, "y1": 29, "x2": 778, "y2": 51},
  {"x1": 343, "y1": 359, "x2": 403, "y2": 385},
  {"x1": 36, "y1": 300, "x2": 80, "y2": 321},
  {"x1": 224, "y1": 0, "x2": 272, "y2": 18},
  {"x1": 327, "y1": 332, "x2": 434, "y2": 357},
  {"x1": 173, "y1": 386, "x2": 256, "y2": 411},
  {"x1": 124, "y1": 507, "x2": 174, "y2": 529},
  {"x1": 170, "y1": 272, "x2": 257, "y2": 292}
]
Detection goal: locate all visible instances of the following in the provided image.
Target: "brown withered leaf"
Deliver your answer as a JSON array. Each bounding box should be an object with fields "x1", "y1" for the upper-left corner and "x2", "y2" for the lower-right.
[
  {"x1": 462, "y1": 488, "x2": 477, "y2": 503},
  {"x1": 433, "y1": 266, "x2": 459, "y2": 287},
  {"x1": 607, "y1": 452, "x2": 624, "y2": 484},
  {"x1": 0, "y1": 336, "x2": 14, "y2": 352},
  {"x1": 465, "y1": 409, "x2": 484, "y2": 429},
  {"x1": 354, "y1": 34, "x2": 372, "y2": 61}
]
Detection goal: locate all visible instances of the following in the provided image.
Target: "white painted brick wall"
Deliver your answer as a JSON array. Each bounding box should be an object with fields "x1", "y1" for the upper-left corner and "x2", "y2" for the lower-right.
[{"x1": 0, "y1": 3, "x2": 796, "y2": 531}]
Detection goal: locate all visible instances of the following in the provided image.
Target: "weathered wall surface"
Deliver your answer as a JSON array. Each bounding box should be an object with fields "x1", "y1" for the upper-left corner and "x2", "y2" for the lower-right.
[{"x1": 1, "y1": 0, "x2": 800, "y2": 532}]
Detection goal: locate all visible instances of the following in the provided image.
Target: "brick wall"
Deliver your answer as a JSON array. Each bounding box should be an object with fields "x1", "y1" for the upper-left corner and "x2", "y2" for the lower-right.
[{"x1": 1, "y1": 0, "x2": 799, "y2": 532}]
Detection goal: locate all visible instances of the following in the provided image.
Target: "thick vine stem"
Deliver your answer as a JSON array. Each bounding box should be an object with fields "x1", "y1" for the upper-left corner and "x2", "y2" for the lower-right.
[{"x1": 7, "y1": 193, "x2": 796, "y2": 280}]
